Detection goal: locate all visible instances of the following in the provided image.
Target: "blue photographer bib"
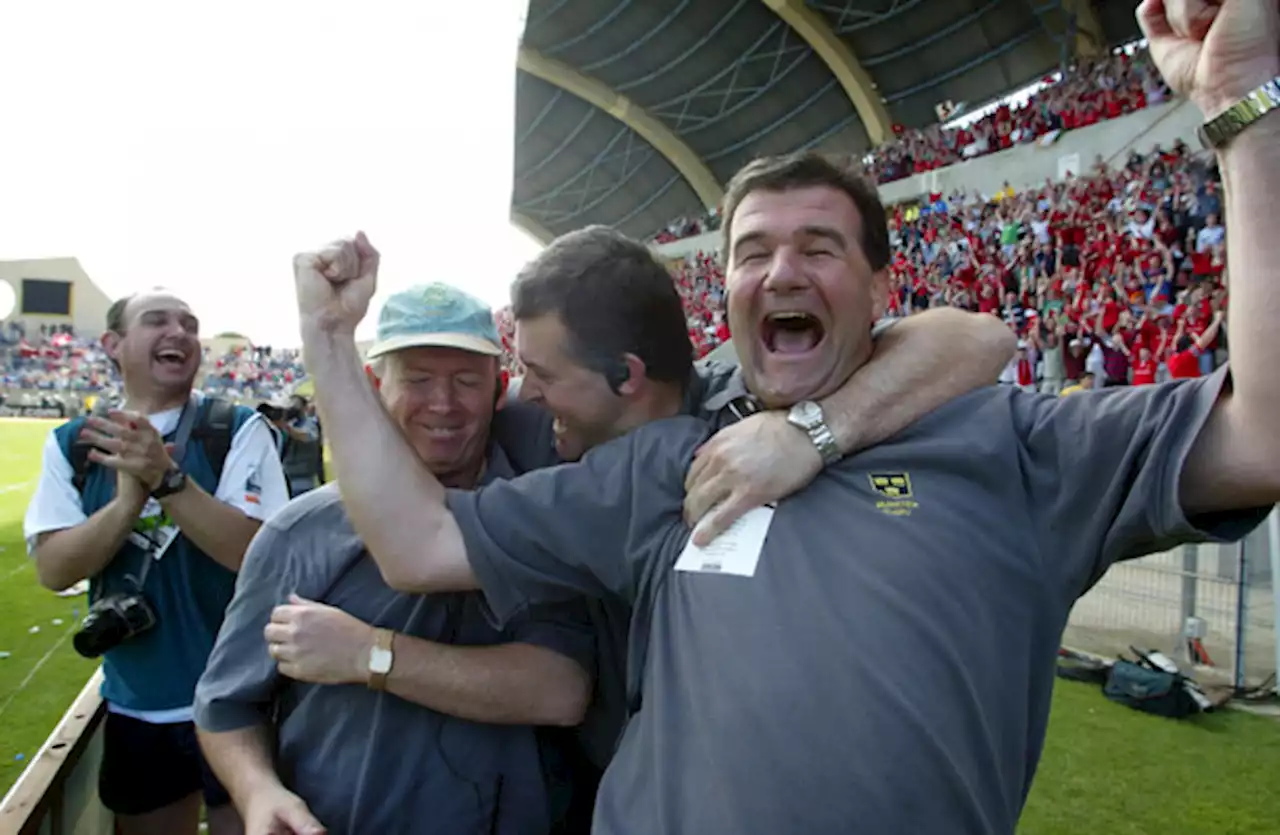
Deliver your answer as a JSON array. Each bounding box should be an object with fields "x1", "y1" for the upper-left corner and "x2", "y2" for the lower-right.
[{"x1": 54, "y1": 399, "x2": 255, "y2": 713}]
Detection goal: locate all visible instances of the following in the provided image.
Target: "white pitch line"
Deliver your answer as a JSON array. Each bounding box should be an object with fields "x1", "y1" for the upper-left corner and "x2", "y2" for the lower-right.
[
  {"x1": 0, "y1": 622, "x2": 76, "y2": 724},
  {"x1": 1, "y1": 561, "x2": 31, "y2": 582},
  {"x1": 0, "y1": 481, "x2": 31, "y2": 496}
]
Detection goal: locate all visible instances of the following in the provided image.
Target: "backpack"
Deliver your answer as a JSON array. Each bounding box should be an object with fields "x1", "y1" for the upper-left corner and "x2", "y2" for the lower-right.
[{"x1": 68, "y1": 397, "x2": 239, "y2": 493}]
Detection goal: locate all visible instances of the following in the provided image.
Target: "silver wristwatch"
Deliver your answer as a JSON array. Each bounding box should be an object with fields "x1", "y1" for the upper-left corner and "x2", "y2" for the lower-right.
[
  {"x1": 1198, "y1": 76, "x2": 1280, "y2": 150},
  {"x1": 786, "y1": 401, "x2": 842, "y2": 466}
]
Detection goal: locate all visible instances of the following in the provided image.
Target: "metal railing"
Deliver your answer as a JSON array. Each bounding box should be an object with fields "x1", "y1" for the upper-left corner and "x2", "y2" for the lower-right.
[
  {"x1": 0, "y1": 670, "x2": 113, "y2": 835},
  {"x1": 1063, "y1": 506, "x2": 1279, "y2": 690}
]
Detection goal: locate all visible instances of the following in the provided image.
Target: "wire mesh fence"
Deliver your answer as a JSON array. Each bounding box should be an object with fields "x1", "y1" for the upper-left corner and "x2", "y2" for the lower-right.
[{"x1": 1062, "y1": 506, "x2": 1278, "y2": 691}]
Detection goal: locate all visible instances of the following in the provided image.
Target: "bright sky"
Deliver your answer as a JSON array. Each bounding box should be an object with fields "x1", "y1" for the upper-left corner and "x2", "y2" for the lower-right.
[{"x1": 0, "y1": 0, "x2": 541, "y2": 346}]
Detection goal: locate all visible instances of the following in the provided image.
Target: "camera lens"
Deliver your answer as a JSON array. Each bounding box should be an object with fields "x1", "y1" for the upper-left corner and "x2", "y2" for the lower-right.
[{"x1": 73, "y1": 611, "x2": 129, "y2": 659}]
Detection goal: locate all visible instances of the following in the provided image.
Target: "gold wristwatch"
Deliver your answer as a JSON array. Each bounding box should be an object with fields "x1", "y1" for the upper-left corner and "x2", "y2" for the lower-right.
[
  {"x1": 1198, "y1": 76, "x2": 1280, "y2": 150},
  {"x1": 367, "y1": 628, "x2": 395, "y2": 691}
]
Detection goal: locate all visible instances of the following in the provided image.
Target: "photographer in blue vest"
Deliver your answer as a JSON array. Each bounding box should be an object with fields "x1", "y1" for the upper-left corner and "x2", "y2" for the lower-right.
[{"x1": 23, "y1": 289, "x2": 289, "y2": 835}]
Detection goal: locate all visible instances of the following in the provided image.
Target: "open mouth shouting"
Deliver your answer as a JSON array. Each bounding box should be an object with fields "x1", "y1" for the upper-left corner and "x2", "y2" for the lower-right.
[
  {"x1": 152, "y1": 346, "x2": 192, "y2": 370},
  {"x1": 760, "y1": 311, "x2": 827, "y2": 357}
]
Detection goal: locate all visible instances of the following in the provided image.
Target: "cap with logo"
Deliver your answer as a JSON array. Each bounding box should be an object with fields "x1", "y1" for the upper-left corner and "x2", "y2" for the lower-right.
[{"x1": 366, "y1": 283, "x2": 502, "y2": 360}]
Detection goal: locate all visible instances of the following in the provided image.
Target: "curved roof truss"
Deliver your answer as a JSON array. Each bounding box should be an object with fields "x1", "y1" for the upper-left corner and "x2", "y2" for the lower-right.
[
  {"x1": 517, "y1": 44, "x2": 725, "y2": 209},
  {"x1": 760, "y1": 0, "x2": 893, "y2": 145}
]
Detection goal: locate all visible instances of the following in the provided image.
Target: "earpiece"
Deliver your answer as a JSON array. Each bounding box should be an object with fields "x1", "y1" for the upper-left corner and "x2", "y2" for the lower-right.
[{"x1": 604, "y1": 361, "x2": 630, "y2": 395}]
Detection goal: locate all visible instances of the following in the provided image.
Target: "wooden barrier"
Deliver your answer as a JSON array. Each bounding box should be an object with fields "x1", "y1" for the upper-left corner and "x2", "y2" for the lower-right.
[{"x1": 0, "y1": 669, "x2": 113, "y2": 835}]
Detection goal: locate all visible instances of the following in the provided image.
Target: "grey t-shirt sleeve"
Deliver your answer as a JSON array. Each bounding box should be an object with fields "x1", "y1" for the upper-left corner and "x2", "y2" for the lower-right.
[
  {"x1": 446, "y1": 416, "x2": 710, "y2": 627},
  {"x1": 503, "y1": 600, "x2": 597, "y2": 680},
  {"x1": 194, "y1": 520, "x2": 295, "y2": 733},
  {"x1": 490, "y1": 398, "x2": 561, "y2": 471},
  {"x1": 1011, "y1": 366, "x2": 1271, "y2": 601}
]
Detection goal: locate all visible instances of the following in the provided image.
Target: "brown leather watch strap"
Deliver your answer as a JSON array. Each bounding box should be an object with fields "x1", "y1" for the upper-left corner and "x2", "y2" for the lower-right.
[{"x1": 368, "y1": 628, "x2": 395, "y2": 692}]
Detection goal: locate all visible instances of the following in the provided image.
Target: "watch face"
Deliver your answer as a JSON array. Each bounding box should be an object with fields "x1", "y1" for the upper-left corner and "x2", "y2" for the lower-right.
[
  {"x1": 369, "y1": 646, "x2": 393, "y2": 675},
  {"x1": 795, "y1": 400, "x2": 822, "y2": 426}
]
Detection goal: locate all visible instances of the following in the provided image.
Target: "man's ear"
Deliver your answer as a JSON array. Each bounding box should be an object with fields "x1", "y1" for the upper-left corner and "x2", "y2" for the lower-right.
[
  {"x1": 617, "y1": 353, "x2": 647, "y2": 398},
  {"x1": 101, "y1": 330, "x2": 121, "y2": 364},
  {"x1": 364, "y1": 364, "x2": 382, "y2": 391},
  {"x1": 494, "y1": 370, "x2": 510, "y2": 411}
]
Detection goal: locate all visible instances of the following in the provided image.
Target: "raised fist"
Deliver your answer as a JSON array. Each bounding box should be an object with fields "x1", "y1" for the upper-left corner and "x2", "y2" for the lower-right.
[
  {"x1": 1138, "y1": 0, "x2": 1280, "y2": 120},
  {"x1": 293, "y1": 231, "x2": 380, "y2": 334}
]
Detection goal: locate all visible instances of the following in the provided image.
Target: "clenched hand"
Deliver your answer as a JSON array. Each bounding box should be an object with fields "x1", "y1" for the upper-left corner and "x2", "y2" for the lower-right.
[
  {"x1": 265, "y1": 594, "x2": 375, "y2": 686},
  {"x1": 293, "y1": 232, "x2": 380, "y2": 335},
  {"x1": 1137, "y1": 0, "x2": 1280, "y2": 119}
]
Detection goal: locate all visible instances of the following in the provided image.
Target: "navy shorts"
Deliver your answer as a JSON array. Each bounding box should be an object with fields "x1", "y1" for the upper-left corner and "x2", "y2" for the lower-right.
[{"x1": 98, "y1": 712, "x2": 232, "y2": 816}]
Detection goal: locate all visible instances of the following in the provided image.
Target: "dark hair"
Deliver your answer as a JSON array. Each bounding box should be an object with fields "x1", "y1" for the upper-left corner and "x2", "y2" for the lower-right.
[
  {"x1": 721, "y1": 152, "x2": 891, "y2": 272},
  {"x1": 511, "y1": 225, "x2": 693, "y2": 388},
  {"x1": 106, "y1": 294, "x2": 135, "y2": 334}
]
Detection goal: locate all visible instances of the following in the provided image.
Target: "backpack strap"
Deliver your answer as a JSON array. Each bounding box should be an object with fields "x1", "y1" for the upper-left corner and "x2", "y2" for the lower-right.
[
  {"x1": 64, "y1": 418, "x2": 93, "y2": 494},
  {"x1": 62, "y1": 398, "x2": 242, "y2": 499},
  {"x1": 191, "y1": 397, "x2": 238, "y2": 481}
]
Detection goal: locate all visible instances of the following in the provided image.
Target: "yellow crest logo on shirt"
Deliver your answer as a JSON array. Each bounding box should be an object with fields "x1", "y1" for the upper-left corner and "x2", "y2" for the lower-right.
[
  {"x1": 868, "y1": 472, "x2": 918, "y2": 517},
  {"x1": 868, "y1": 472, "x2": 913, "y2": 499}
]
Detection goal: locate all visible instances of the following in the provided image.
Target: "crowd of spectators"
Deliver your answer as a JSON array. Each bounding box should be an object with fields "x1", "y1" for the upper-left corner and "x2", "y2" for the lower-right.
[
  {"x1": 0, "y1": 320, "x2": 307, "y2": 407},
  {"x1": 864, "y1": 47, "x2": 1170, "y2": 185},
  {"x1": 648, "y1": 207, "x2": 721, "y2": 245},
  {"x1": 614, "y1": 135, "x2": 1228, "y2": 390},
  {"x1": 647, "y1": 44, "x2": 1170, "y2": 248},
  {"x1": 886, "y1": 137, "x2": 1227, "y2": 390},
  {"x1": 201, "y1": 345, "x2": 307, "y2": 402},
  {"x1": 0, "y1": 322, "x2": 115, "y2": 395}
]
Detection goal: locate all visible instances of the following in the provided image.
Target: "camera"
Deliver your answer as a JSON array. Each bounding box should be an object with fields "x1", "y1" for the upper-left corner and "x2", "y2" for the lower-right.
[
  {"x1": 73, "y1": 593, "x2": 158, "y2": 658},
  {"x1": 257, "y1": 402, "x2": 301, "y2": 423}
]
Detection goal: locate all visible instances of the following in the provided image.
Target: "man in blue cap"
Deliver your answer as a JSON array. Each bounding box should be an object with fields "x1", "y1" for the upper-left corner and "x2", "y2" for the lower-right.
[{"x1": 194, "y1": 283, "x2": 596, "y2": 835}]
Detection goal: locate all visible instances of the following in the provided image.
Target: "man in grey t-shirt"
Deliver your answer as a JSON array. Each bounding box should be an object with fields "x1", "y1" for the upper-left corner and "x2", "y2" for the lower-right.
[{"x1": 195, "y1": 285, "x2": 595, "y2": 835}]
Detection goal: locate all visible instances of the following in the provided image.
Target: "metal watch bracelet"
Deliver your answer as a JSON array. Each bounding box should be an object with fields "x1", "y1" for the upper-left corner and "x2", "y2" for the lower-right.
[{"x1": 1200, "y1": 76, "x2": 1280, "y2": 149}]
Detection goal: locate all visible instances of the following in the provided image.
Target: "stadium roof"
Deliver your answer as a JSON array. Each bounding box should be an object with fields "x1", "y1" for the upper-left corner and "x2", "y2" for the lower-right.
[{"x1": 512, "y1": 0, "x2": 1141, "y2": 243}]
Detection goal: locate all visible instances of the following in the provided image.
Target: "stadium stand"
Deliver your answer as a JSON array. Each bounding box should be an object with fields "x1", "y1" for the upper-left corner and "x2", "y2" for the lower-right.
[
  {"x1": 0, "y1": 327, "x2": 309, "y2": 416},
  {"x1": 500, "y1": 54, "x2": 1228, "y2": 389}
]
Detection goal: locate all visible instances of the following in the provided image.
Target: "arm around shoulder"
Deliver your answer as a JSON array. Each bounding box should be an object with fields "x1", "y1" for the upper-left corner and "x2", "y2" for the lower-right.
[
  {"x1": 439, "y1": 419, "x2": 704, "y2": 621},
  {"x1": 879, "y1": 307, "x2": 1016, "y2": 383},
  {"x1": 820, "y1": 308, "x2": 1015, "y2": 455}
]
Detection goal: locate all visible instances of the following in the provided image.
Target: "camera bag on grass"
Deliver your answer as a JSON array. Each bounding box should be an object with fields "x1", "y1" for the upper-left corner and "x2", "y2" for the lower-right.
[{"x1": 1103, "y1": 650, "x2": 1202, "y2": 719}]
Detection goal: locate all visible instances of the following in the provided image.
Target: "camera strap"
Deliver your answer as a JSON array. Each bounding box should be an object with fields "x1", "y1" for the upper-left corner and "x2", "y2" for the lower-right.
[{"x1": 115, "y1": 394, "x2": 202, "y2": 596}]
